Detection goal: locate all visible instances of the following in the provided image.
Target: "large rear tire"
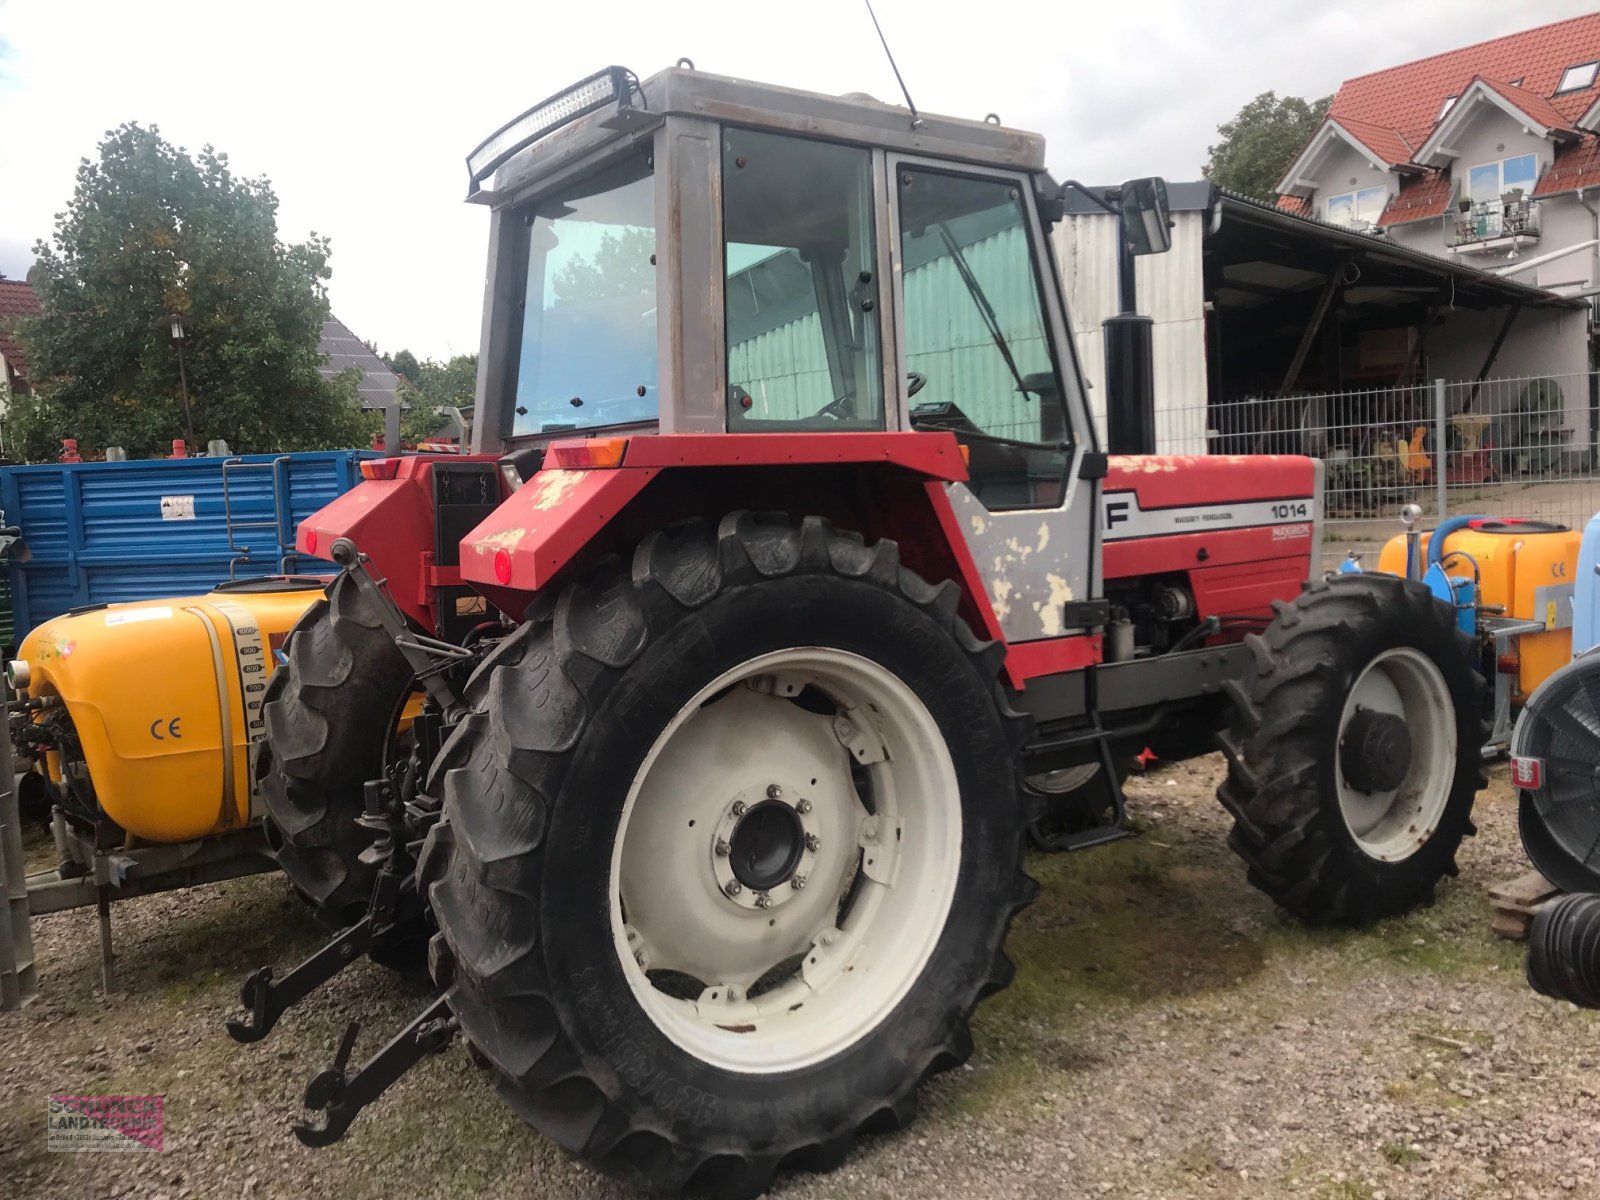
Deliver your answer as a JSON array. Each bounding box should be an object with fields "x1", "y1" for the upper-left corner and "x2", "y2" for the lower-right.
[
  {"x1": 418, "y1": 514, "x2": 1033, "y2": 1197},
  {"x1": 259, "y1": 573, "x2": 415, "y2": 928},
  {"x1": 1216, "y1": 574, "x2": 1483, "y2": 925}
]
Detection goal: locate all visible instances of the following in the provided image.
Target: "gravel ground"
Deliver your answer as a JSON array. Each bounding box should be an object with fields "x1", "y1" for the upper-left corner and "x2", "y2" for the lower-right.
[{"x1": 3, "y1": 757, "x2": 1599, "y2": 1199}]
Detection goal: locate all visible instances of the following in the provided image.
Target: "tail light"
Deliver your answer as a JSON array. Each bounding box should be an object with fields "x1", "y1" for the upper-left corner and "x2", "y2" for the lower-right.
[
  {"x1": 546, "y1": 437, "x2": 628, "y2": 469},
  {"x1": 360, "y1": 459, "x2": 402, "y2": 481},
  {"x1": 1510, "y1": 756, "x2": 1543, "y2": 789}
]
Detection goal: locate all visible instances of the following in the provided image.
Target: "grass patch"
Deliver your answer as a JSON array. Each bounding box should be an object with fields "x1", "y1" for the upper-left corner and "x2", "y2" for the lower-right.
[{"x1": 1380, "y1": 1140, "x2": 1421, "y2": 1166}]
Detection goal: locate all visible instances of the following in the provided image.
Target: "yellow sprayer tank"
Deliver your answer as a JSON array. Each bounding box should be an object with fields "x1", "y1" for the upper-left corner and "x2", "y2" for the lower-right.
[
  {"x1": 1377, "y1": 520, "x2": 1580, "y2": 701},
  {"x1": 14, "y1": 581, "x2": 325, "y2": 842}
]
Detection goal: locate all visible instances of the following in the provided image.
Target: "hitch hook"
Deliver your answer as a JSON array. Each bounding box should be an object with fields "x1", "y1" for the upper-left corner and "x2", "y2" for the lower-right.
[
  {"x1": 292, "y1": 997, "x2": 456, "y2": 1147},
  {"x1": 224, "y1": 916, "x2": 374, "y2": 1044}
]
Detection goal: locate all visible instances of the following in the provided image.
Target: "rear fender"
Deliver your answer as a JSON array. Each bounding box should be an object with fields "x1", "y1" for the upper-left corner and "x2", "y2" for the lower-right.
[
  {"x1": 459, "y1": 432, "x2": 1032, "y2": 686},
  {"x1": 295, "y1": 455, "x2": 499, "y2": 633}
]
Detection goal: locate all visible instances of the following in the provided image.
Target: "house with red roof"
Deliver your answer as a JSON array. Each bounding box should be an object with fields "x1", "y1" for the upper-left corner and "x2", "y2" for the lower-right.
[
  {"x1": 1276, "y1": 14, "x2": 1600, "y2": 296},
  {"x1": 0, "y1": 278, "x2": 40, "y2": 396}
]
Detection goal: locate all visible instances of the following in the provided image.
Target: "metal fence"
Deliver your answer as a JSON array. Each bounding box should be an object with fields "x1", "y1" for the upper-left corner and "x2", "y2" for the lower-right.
[{"x1": 1160, "y1": 371, "x2": 1600, "y2": 570}]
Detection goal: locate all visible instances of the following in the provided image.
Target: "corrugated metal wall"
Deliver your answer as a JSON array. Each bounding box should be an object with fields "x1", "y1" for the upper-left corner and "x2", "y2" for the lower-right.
[
  {"x1": 903, "y1": 233, "x2": 1051, "y2": 441},
  {"x1": 729, "y1": 227, "x2": 1052, "y2": 438},
  {"x1": 1053, "y1": 210, "x2": 1210, "y2": 452},
  {"x1": 729, "y1": 214, "x2": 1209, "y2": 450},
  {"x1": 1, "y1": 451, "x2": 375, "y2": 639}
]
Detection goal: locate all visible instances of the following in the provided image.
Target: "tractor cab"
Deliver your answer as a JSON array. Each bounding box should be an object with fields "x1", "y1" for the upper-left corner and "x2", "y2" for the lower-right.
[
  {"x1": 472, "y1": 67, "x2": 1100, "y2": 458},
  {"x1": 466, "y1": 64, "x2": 1176, "y2": 641}
]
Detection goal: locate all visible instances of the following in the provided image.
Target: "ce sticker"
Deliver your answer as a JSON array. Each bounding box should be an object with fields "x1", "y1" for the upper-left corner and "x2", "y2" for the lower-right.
[{"x1": 149, "y1": 717, "x2": 183, "y2": 740}]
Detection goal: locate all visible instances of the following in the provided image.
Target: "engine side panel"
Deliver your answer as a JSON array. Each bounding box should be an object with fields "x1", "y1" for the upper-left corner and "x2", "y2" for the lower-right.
[{"x1": 1101, "y1": 454, "x2": 1318, "y2": 621}]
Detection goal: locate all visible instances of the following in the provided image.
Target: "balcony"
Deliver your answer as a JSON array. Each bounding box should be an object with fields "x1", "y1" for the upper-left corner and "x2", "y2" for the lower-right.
[{"x1": 1448, "y1": 194, "x2": 1541, "y2": 253}]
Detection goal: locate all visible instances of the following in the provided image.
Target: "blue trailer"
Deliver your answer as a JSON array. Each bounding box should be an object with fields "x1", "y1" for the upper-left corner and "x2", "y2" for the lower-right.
[{"x1": 0, "y1": 450, "x2": 378, "y2": 643}]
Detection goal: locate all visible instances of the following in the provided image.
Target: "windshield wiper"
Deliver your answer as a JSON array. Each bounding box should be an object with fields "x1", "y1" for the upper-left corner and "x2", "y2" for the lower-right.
[{"x1": 936, "y1": 223, "x2": 1032, "y2": 399}]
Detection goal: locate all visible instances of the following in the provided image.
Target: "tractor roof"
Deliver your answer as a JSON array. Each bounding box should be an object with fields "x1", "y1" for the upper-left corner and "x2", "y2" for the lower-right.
[{"x1": 473, "y1": 65, "x2": 1047, "y2": 206}]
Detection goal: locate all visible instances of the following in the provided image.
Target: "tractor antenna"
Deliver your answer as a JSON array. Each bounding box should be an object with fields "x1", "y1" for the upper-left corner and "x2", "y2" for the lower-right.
[{"x1": 863, "y1": 0, "x2": 924, "y2": 130}]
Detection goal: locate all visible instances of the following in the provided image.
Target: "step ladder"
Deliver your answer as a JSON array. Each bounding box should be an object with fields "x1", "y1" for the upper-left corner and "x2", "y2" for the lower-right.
[
  {"x1": 1022, "y1": 664, "x2": 1134, "y2": 852},
  {"x1": 222, "y1": 457, "x2": 295, "y2": 578}
]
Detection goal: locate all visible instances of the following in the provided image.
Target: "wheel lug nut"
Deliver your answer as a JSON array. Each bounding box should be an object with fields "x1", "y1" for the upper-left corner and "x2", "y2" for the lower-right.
[
  {"x1": 805, "y1": 833, "x2": 821, "y2": 851},
  {"x1": 725, "y1": 880, "x2": 742, "y2": 897},
  {"x1": 731, "y1": 800, "x2": 747, "y2": 817},
  {"x1": 767, "y1": 783, "x2": 783, "y2": 800},
  {"x1": 715, "y1": 838, "x2": 731, "y2": 856},
  {"x1": 791, "y1": 875, "x2": 807, "y2": 891},
  {"x1": 754, "y1": 891, "x2": 773, "y2": 909},
  {"x1": 796, "y1": 798, "x2": 813, "y2": 814}
]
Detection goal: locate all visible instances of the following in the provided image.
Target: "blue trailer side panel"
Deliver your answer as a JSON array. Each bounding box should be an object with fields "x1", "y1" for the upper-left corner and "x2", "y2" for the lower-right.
[{"x1": 0, "y1": 451, "x2": 377, "y2": 641}]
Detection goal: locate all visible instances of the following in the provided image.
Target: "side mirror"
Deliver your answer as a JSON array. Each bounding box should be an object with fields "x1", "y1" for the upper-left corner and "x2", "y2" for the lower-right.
[{"x1": 1119, "y1": 177, "x2": 1172, "y2": 256}]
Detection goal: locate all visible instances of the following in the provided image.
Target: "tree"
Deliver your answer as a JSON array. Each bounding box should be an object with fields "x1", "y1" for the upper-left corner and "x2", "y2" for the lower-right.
[
  {"x1": 384, "y1": 348, "x2": 421, "y2": 384},
  {"x1": 1203, "y1": 92, "x2": 1332, "y2": 203},
  {"x1": 552, "y1": 228, "x2": 654, "y2": 305},
  {"x1": 364, "y1": 351, "x2": 478, "y2": 446},
  {"x1": 11, "y1": 123, "x2": 365, "y2": 461}
]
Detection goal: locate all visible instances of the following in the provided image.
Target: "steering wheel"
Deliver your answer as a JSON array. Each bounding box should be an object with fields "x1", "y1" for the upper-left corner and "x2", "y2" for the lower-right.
[
  {"x1": 815, "y1": 394, "x2": 856, "y2": 421},
  {"x1": 815, "y1": 374, "x2": 929, "y2": 421}
]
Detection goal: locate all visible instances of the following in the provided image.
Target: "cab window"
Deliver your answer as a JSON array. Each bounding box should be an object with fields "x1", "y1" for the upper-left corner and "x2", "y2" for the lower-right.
[
  {"x1": 723, "y1": 129, "x2": 883, "y2": 430},
  {"x1": 508, "y1": 153, "x2": 657, "y2": 437},
  {"x1": 899, "y1": 168, "x2": 1071, "y2": 510}
]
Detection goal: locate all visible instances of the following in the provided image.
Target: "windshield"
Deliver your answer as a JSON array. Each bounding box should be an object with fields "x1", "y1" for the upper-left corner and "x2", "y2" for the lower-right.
[{"x1": 508, "y1": 154, "x2": 657, "y2": 436}]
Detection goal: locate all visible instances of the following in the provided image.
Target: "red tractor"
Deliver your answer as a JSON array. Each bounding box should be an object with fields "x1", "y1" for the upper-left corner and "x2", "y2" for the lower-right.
[{"x1": 233, "y1": 65, "x2": 1484, "y2": 1196}]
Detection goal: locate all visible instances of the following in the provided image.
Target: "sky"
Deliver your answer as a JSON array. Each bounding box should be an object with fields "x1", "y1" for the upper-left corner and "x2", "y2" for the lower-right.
[{"x1": 0, "y1": 0, "x2": 1594, "y2": 361}]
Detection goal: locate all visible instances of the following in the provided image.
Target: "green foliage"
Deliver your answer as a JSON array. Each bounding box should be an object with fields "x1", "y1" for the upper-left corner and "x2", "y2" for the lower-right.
[
  {"x1": 385, "y1": 348, "x2": 421, "y2": 384},
  {"x1": 12, "y1": 123, "x2": 365, "y2": 461},
  {"x1": 552, "y1": 228, "x2": 654, "y2": 305},
  {"x1": 1379, "y1": 1141, "x2": 1420, "y2": 1166},
  {"x1": 364, "y1": 351, "x2": 478, "y2": 446},
  {"x1": 1203, "y1": 92, "x2": 1332, "y2": 203}
]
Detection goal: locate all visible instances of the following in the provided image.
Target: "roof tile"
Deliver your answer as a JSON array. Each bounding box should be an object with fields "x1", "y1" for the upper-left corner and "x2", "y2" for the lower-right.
[
  {"x1": 1333, "y1": 115, "x2": 1415, "y2": 167},
  {"x1": 1534, "y1": 132, "x2": 1600, "y2": 197},
  {"x1": 1378, "y1": 168, "x2": 1455, "y2": 226},
  {"x1": 1329, "y1": 14, "x2": 1600, "y2": 151},
  {"x1": 0, "y1": 280, "x2": 41, "y2": 382},
  {"x1": 1472, "y1": 74, "x2": 1580, "y2": 133}
]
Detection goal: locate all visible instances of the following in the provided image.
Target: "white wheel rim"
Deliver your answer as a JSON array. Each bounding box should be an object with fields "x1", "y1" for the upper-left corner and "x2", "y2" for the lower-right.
[
  {"x1": 609, "y1": 646, "x2": 962, "y2": 1074},
  {"x1": 1335, "y1": 646, "x2": 1455, "y2": 862}
]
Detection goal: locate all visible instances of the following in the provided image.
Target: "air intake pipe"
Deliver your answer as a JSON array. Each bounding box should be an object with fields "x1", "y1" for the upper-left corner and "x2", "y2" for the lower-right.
[
  {"x1": 1104, "y1": 313, "x2": 1156, "y2": 455},
  {"x1": 1527, "y1": 892, "x2": 1600, "y2": 1007}
]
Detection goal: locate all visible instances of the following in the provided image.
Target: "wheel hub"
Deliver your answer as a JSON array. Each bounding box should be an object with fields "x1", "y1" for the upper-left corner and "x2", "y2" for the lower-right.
[
  {"x1": 1340, "y1": 706, "x2": 1412, "y2": 794},
  {"x1": 729, "y1": 798, "x2": 806, "y2": 891},
  {"x1": 711, "y1": 782, "x2": 821, "y2": 911}
]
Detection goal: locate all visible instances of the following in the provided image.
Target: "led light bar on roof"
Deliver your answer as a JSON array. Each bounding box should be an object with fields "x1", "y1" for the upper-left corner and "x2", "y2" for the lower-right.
[{"x1": 466, "y1": 65, "x2": 635, "y2": 196}]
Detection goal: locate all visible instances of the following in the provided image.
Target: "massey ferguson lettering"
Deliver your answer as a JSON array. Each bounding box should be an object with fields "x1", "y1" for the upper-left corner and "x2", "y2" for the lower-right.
[{"x1": 1101, "y1": 492, "x2": 1317, "y2": 541}]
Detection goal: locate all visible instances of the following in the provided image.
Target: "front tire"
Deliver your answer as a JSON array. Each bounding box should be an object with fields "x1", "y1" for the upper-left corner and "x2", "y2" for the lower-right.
[
  {"x1": 1216, "y1": 574, "x2": 1483, "y2": 924},
  {"x1": 419, "y1": 514, "x2": 1033, "y2": 1196}
]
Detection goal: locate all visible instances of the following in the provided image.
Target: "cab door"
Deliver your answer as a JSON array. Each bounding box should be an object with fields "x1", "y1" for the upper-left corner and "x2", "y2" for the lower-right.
[{"x1": 886, "y1": 158, "x2": 1100, "y2": 643}]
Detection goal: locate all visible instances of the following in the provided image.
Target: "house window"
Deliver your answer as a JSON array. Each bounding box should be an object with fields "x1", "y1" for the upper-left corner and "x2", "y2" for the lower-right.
[
  {"x1": 1468, "y1": 154, "x2": 1538, "y2": 205},
  {"x1": 1557, "y1": 62, "x2": 1599, "y2": 94},
  {"x1": 1325, "y1": 185, "x2": 1386, "y2": 227},
  {"x1": 1438, "y1": 95, "x2": 1457, "y2": 119}
]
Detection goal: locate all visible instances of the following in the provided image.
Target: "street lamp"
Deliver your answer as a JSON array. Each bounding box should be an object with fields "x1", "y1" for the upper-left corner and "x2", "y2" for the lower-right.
[{"x1": 167, "y1": 312, "x2": 196, "y2": 447}]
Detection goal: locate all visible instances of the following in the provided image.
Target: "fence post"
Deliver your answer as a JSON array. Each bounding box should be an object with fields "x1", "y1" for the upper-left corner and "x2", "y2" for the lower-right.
[{"x1": 1434, "y1": 378, "x2": 1448, "y2": 519}]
